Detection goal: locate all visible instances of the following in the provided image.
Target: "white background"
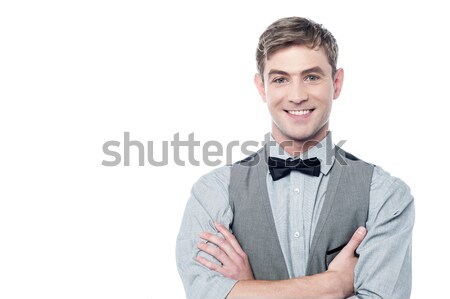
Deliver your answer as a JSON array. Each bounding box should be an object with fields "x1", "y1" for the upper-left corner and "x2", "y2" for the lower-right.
[{"x1": 1, "y1": 0, "x2": 448, "y2": 298}]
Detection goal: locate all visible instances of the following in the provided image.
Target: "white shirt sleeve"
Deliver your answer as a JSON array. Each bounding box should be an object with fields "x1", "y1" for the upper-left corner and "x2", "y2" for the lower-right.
[
  {"x1": 176, "y1": 166, "x2": 238, "y2": 299},
  {"x1": 352, "y1": 166, "x2": 415, "y2": 299}
]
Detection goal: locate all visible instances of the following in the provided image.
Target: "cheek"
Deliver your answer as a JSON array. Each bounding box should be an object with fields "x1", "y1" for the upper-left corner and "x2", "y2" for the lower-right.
[
  {"x1": 310, "y1": 88, "x2": 334, "y2": 105},
  {"x1": 266, "y1": 88, "x2": 285, "y2": 105}
]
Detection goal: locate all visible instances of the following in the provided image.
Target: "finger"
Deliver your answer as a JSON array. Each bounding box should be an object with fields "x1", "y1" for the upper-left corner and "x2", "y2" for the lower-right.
[
  {"x1": 342, "y1": 226, "x2": 366, "y2": 256},
  {"x1": 197, "y1": 241, "x2": 233, "y2": 266},
  {"x1": 200, "y1": 232, "x2": 235, "y2": 257},
  {"x1": 214, "y1": 223, "x2": 247, "y2": 257},
  {"x1": 196, "y1": 256, "x2": 226, "y2": 276}
]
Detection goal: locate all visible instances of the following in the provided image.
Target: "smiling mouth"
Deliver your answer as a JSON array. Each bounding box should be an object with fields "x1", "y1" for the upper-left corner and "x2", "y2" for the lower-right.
[{"x1": 285, "y1": 109, "x2": 314, "y2": 115}]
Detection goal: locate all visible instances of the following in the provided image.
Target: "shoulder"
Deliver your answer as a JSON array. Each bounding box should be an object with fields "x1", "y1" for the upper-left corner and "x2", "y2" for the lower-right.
[
  {"x1": 190, "y1": 165, "x2": 231, "y2": 207},
  {"x1": 337, "y1": 148, "x2": 414, "y2": 219},
  {"x1": 232, "y1": 146, "x2": 265, "y2": 167},
  {"x1": 337, "y1": 147, "x2": 410, "y2": 195},
  {"x1": 335, "y1": 147, "x2": 374, "y2": 167},
  {"x1": 371, "y1": 165, "x2": 413, "y2": 201},
  {"x1": 183, "y1": 165, "x2": 233, "y2": 224}
]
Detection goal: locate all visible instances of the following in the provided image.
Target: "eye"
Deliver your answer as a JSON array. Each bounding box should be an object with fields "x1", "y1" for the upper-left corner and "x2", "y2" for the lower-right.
[
  {"x1": 273, "y1": 77, "x2": 288, "y2": 84},
  {"x1": 305, "y1": 75, "x2": 320, "y2": 82}
]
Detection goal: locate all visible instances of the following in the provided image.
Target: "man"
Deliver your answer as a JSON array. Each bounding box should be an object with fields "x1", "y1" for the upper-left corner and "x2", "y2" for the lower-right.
[{"x1": 176, "y1": 17, "x2": 414, "y2": 299}]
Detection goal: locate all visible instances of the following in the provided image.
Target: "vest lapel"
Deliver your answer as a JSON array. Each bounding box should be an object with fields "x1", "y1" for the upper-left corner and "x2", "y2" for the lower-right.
[
  {"x1": 255, "y1": 144, "x2": 289, "y2": 276},
  {"x1": 230, "y1": 143, "x2": 290, "y2": 280},
  {"x1": 306, "y1": 157, "x2": 343, "y2": 273}
]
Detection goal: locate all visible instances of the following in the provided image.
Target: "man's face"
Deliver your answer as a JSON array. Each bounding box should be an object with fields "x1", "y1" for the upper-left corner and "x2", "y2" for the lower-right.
[{"x1": 255, "y1": 45, "x2": 344, "y2": 147}]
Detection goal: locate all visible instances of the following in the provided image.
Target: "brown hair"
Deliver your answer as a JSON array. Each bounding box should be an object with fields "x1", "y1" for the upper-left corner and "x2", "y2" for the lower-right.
[{"x1": 256, "y1": 17, "x2": 339, "y2": 78}]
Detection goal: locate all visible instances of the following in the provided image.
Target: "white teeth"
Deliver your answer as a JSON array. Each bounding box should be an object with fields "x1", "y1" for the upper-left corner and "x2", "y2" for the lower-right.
[{"x1": 287, "y1": 110, "x2": 312, "y2": 115}]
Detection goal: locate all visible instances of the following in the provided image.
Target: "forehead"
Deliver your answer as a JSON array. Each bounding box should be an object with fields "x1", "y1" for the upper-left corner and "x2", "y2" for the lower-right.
[{"x1": 264, "y1": 45, "x2": 331, "y2": 75}]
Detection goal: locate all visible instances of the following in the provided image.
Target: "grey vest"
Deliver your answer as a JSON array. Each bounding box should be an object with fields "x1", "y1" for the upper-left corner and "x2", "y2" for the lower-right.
[{"x1": 229, "y1": 143, "x2": 374, "y2": 280}]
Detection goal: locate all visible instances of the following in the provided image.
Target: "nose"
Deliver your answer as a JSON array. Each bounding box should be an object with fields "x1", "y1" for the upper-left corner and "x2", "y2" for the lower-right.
[{"x1": 289, "y1": 80, "x2": 308, "y2": 104}]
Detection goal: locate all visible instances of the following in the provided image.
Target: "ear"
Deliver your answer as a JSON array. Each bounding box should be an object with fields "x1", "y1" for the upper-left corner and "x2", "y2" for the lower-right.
[
  {"x1": 333, "y1": 68, "x2": 344, "y2": 99},
  {"x1": 254, "y1": 73, "x2": 267, "y2": 103}
]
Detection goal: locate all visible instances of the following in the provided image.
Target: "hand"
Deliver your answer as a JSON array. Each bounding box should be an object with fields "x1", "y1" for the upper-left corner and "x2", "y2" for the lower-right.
[
  {"x1": 196, "y1": 222, "x2": 255, "y2": 281},
  {"x1": 327, "y1": 226, "x2": 367, "y2": 298}
]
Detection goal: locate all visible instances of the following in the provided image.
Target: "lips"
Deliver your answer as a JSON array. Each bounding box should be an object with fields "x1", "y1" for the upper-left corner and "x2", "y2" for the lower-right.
[
  {"x1": 286, "y1": 109, "x2": 314, "y2": 115},
  {"x1": 283, "y1": 109, "x2": 315, "y2": 121}
]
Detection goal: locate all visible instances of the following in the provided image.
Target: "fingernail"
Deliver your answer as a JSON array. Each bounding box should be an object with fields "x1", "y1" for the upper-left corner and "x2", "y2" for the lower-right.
[
  {"x1": 197, "y1": 242, "x2": 205, "y2": 247},
  {"x1": 214, "y1": 222, "x2": 221, "y2": 228},
  {"x1": 357, "y1": 227, "x2": 366, "y2": 235}
]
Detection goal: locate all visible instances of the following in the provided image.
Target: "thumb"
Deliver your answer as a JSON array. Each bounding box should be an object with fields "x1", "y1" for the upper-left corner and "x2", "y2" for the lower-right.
[{"x1": 342, "y1": 226, "x2": 366, "y2": 256}]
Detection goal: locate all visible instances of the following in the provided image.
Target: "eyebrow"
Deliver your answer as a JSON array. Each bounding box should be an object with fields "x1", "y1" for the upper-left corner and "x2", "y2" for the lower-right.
[{"x1": 267, "y1": 66, "x2": 326, "y2": 78}]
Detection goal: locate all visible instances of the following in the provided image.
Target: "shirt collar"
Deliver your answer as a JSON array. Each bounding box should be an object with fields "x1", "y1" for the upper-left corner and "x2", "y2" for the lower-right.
[{"x1": 267, "y1": 131, "x2": 335, "y2": 175}]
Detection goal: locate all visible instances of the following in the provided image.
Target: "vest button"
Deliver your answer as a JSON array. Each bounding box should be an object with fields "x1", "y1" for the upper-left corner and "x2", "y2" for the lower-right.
[
  {"x1": 293, "y1": 188, "x2": 300, "y2": 194},
  {"x1": 294, "y1": 231, "x2": 300, "y2": 238}
]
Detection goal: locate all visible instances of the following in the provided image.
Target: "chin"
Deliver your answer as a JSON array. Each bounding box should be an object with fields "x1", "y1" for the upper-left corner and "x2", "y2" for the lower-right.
[{"x1": 287, "y1": 129, "x2": 325, "y2": 143}]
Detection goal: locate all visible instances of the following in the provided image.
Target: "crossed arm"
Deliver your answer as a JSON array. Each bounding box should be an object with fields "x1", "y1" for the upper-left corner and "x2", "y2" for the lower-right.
[
  {"x1": 176, "y1": 167, "x2": 414, "y2": 299},
  {"x1": 197, "y1": 222, "x2": 366, "y2": 299}
]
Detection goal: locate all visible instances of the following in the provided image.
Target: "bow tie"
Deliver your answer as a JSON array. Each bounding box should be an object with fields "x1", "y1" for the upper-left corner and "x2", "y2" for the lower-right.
[{"x1": 268, "y1": 156, "x2": 321, "y2": 181}]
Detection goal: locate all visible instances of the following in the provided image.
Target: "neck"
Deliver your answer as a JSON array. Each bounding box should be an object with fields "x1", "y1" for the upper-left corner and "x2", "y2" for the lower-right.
[{"x1": 271, "y1": 131, "x2": 329, "y2": 157}]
